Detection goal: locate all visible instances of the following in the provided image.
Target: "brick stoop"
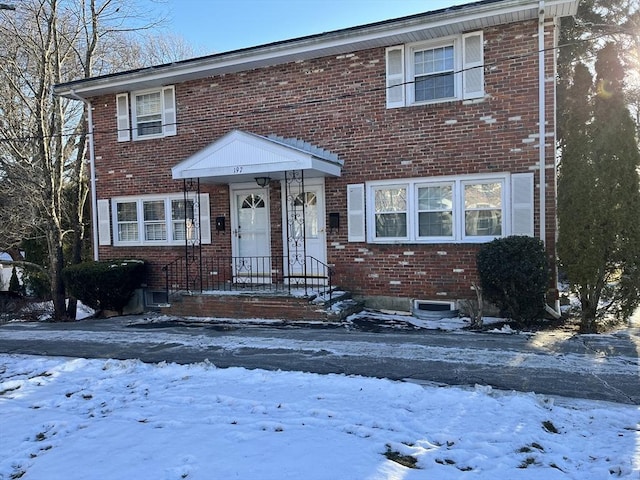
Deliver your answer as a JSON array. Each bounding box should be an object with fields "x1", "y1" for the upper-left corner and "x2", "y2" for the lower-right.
[{"x1": 161, "y1": 289, "x2": 363, "y2": 322}]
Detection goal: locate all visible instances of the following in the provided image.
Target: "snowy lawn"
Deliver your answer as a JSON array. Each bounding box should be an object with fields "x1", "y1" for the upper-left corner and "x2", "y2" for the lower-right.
[{"x1": 1, "y1": 354, "x2": 638, "y2": 479}]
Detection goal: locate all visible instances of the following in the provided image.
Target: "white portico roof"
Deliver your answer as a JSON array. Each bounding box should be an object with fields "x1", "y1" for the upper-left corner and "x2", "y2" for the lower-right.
[{"x1": 171, "y1": 130, "x2": 343, "y2": 184}]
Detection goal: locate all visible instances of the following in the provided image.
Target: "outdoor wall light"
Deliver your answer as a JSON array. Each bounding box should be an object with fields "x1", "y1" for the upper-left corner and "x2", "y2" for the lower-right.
[{"x1": 255, "y1": 177, "x2": 271, "y2": 188}]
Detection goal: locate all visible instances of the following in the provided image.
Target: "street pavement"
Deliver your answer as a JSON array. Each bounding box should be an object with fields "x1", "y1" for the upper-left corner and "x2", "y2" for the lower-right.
[{"x1": 0, "y1": 313, "x2": 638, "y2": 405}]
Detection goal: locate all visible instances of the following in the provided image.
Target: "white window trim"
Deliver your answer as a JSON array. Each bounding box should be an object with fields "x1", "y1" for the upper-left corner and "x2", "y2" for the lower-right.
[
  {"x1": 386, "y1": 31, "x2": 484, "y2": 108},
  {"x1": 111, "y1": 193, "x2": 210, "y2": 246},
  {"x1": 366, "y1": 173, "x2": 511, "y2": 244},
  {"x1": 371, "y1": 183, "x2": 409, "y2": 242},
  {"x1": 415, "y1": 181, "x2": 456, "y2": 241},
  {"x1": 406, "y1": 37, "x2": 460, "y2": 106},
  {"x1": 460, "y1": 178, "x2": 506, "y2": 243},
  {"x1": 126, "y1": 86, "x2": 176, "y2": 141}
]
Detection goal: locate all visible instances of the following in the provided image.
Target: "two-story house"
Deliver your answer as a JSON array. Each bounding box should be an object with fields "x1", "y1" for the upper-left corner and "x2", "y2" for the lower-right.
[{"x1": 54, "y1": 0, "x2": 579, "y2": 320}]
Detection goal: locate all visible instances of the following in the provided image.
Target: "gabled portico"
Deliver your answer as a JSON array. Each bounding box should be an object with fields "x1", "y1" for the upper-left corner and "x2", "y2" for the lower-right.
[
  {"x1": 171, "y1": 130, "x2": 342, "y2": 184},
  {"x1": 168, "y1": 130, "x2": 343, "y2": 300}
]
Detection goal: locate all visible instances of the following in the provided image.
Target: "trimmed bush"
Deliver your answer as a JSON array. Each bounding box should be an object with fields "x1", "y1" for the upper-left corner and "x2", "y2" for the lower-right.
[
  {"x1": 62, "y1": 260, "x2": 146, "y2": 315},
  {"x1": 476, "y1": 236, "x2": 549, "y2": 323}
]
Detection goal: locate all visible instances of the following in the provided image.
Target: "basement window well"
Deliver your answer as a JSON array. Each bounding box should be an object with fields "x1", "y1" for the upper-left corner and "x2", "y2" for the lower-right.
[{"x1": 412, "y1": 300, "x2": 459, "y2": 319}]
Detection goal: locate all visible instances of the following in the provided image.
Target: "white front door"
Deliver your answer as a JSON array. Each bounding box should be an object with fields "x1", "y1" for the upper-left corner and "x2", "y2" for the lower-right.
[
  {"x1": 282, "y1": 179, "x2": 327, "y2": 282},
  {"x1": 231, "y1": 187, "x2": 271, "y2": 283}
]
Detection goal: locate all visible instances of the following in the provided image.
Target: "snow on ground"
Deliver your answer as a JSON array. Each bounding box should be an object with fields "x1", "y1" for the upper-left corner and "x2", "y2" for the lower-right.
[{"x1": 0, "y1": 355, "x2": 638, "y2": 480}]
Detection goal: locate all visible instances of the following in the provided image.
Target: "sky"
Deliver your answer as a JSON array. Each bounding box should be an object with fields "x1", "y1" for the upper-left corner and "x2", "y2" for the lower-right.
[
  {"x1": 160, "y1": 0, "x2": 469, "y2": 54},
  {"x1": 1, "y1": 351, "x2": 638, "y2": 479}
]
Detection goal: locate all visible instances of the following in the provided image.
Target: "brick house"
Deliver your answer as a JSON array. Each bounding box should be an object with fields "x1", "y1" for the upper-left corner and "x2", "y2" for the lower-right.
[{"x1": 54, "y1": 0, "x2": 579, "y2": 319}]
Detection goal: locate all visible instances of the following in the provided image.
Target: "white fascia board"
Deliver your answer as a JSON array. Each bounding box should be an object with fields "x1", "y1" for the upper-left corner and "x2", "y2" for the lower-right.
[
  {"x1": 55, "y1": 0, "x2": 577, "y2": 99},
  {"x1": 171, "y1": 130, "x2": 342, "y2": 180}
]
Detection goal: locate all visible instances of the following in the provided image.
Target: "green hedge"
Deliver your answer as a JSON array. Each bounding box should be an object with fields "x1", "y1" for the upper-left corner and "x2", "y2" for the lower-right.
[
  {"x1": 62, "y1": 260, "x2": 146, "y2": 314},
  {"x1": 476, "y1": 236, "x2": 549, "y2": 324}
]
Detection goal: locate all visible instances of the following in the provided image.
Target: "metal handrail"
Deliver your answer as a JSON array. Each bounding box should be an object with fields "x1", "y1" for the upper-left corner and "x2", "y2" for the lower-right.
[{"x1": 164, "y1": 255, "x2": 334, "y2": 303}]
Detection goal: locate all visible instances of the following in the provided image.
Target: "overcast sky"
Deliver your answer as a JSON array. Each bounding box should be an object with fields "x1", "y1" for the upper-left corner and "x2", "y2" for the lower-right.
[{"x1": 160, "y1": 0, "x2": 470, "y2": 53}]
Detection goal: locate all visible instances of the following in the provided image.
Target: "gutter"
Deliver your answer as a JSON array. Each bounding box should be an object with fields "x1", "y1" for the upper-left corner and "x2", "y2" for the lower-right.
[
  {"x1": 68, "y1": 90, "x2": 99, "y2": 261},
  {"x1": 54, "y1": 0, "x2": 577, "y2": 99}
]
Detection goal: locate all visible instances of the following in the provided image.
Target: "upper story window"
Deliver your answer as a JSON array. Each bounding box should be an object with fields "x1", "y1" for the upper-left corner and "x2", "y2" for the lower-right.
[
  {"x1": 386, "y1": 31, "x2": 484, "y2": 108},
  {"x1": 116, "y1": 86, "x2": 177, "y2": 141},
  {"x1": 414, "y1": 45, "x2": 455, "y2": 101},
  {"x1": 134, "y1": 92, "x2": 163, "y2": 137}
]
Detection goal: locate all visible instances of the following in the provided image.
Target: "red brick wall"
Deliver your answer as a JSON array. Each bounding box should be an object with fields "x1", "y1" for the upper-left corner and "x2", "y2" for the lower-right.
[{"x1": 89, "y1": 20, "x2": 558, "y2": 304}]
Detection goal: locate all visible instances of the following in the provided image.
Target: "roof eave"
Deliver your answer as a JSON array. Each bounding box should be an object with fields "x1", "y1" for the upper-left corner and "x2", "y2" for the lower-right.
[{"x1": 54, "y1": 0, "x2": 578, "y2": 99}]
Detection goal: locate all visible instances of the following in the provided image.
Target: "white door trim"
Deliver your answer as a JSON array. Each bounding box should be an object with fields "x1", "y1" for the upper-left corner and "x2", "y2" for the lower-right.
[
  {"x1": 280, "y1": 177, "x2": 327, "y2": 281},
  {"x1": 230, "y1": 183, "x2": 272, "y2": 283}
]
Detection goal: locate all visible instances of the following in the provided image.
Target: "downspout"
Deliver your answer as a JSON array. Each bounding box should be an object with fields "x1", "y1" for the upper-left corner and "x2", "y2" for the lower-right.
[
  {"x1": 69, "y1": 90, "x2": 99, "y2": 261},
  {"x1": 538, "y1": 1, "x2": 562, "y2": 319},
  {"x1": 538, "y1": 0, "x2": 546, "y2": 247}
]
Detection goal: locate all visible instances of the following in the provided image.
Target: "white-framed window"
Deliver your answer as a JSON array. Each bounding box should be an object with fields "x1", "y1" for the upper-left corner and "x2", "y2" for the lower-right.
[
  {"x1": 373, "y1": 185, "x2": 407, "y2": 239},
  {"x1": 115, "y1": 86, "x2": 177, "y2": 142},
  {"x1": 358, "y1": 173, "x2": 535, "y2": 244},
  {"x1": 413, "y1": 44, "x2": 455, "y2": 102},
  {"x1": 171, "y1": 199, "x2": 195, "y2": 241},
  {"x1": 134, "y1": 91, "x2": 163, "y2": 137},
  {"x1": 386, "y1": 31, "x2": 484, "y2": 108},
  {"x1": 462, "y1": 180, "x2": 503, "y2": 239},
  {"x1": 110, "y1": 193, "x2": 210, "y2": 246},
  {"x1": 417, "y1": 183, "x2": 454, "y2": 239}
]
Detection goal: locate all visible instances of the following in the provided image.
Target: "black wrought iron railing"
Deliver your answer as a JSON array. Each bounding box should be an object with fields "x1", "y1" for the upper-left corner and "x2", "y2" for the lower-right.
[{"x1": 163, "y1": 255, "x2": 334, "y2": 301}]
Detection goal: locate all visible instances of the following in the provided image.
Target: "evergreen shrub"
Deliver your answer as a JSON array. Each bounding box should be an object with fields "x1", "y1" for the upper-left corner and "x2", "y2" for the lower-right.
[
  {"x1": 62, "y1": 260, "x2": 146, "y2": 314},
  {"x1": 476, "y1": 236, "x2": 549, "y2": 323},
  {"x1": 9, "y1": 266, "x2": 23, "y2": 295}
]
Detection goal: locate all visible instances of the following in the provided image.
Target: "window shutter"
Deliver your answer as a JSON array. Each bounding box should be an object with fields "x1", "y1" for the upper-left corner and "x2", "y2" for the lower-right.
[
  {"x1": 97, "y1": 199, "x2": 112, "y2": 245},
  {"x1": 511, "y1": 173, "x2": 534, "y2": 236},
  {"x1": 385, "y1": 46, "x2": 405, "y2": 108},
  {"x1": 347, "y1": 184, "x2": 366, "y2": 242},
  {"x1": 462, "y1": 31, "x2": 484, "y2": 100},
  {"x1": 162, "y1": 86, "x2": 177, "y2": 137},
  {"x1": 198, "y1": 194, "x2": 211, "y2": 244},
  {"x1": 116, "y1": 93, "x2": 130, "y2": 142}
]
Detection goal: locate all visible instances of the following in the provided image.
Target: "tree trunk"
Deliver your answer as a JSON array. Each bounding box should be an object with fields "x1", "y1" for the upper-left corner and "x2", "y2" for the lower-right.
[
  {"x1": 579, "y1": 295, "x2": 598, "y2": 333},
  {"x1": 48, "y1": 235, "x2": 68, "y2": 322}
]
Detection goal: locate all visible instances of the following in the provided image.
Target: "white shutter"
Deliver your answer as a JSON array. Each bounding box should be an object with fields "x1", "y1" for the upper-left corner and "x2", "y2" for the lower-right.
[
  {"x1": 347, "y1": 184, "x2": 366, "y2": 242},
  {"x1": 385, "y1": 46, "x2": 405, "y2": 108},
  {"x1": 97, "y1": 199, "x2": 112, "y2": 246},
  {"x1": 198, "y1": 194, "x2": 211, "y2": 244},
  {"x1": 511, "y1": 173, "x2": 534, "y2": 236},
  {"x1": 116, "y1": 93, "x2": 130, "y2": 142},
  {"x1": 462, "y1": 31, "x2": 484, "y2": 100},
  {"x1": 162, "y1": 86, "x2": 177, "y2": 137}
]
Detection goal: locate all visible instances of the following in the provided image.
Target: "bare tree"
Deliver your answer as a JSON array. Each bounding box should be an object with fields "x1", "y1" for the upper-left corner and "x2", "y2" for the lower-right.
[{"x1": 0, "y1": 0, "x2": 194, "y2": 321}]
